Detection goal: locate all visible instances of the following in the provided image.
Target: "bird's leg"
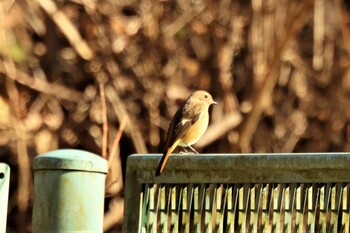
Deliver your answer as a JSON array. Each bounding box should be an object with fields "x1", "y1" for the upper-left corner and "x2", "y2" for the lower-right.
[
  {"x1": 188, "y1": 145, "x2": 199, "y2": 154},
  {"x1": 179, "y1": 147, "x2": 189, "y2": 154}
]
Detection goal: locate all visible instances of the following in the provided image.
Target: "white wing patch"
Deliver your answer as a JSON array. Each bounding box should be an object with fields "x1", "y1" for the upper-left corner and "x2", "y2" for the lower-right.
[{"x1": 181, "y1": 118, "x2": 191, "y2": 125}]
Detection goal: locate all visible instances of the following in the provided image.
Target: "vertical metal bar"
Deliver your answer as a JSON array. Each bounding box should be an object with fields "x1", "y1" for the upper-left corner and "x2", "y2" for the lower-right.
[
  {"x1": 166, "y1": 186, "x2": 171, "y2": 232},
  {"x1": 290, "y1": 184, "x2": 297, "y2": 232},
  {"x1": 319, "y1": 185, "x2": 327, "y2": 232},
  {"x1": 152, "y1": 184, "x2": 160, "y2": 232},
  {"x1": 227, "y1": 186, "x2": 234, "y2": 233},
  {"x1": 284, "y1": 185, "x2": 291, "y2": 231},
  {"x1": 250, "y1": 185, "x2": 257, "y2": 232},
  {"x1": 325, "y1": 184, "x2": 332, "y2": 232},
  {"x1": 261, "y1": 184, "x2": 270, "y2": 230},
  {"x1": 162, "y1": 185, "x2": 169, "y2": 233},
  {"x1": 181, "y1": 185, "x2": 190, "y2": 233},
  {"x1": 141, "y1": 184, "x2": 150, "y2": 231},
  {"x1": 346, "y1": 183, "x2": 350, "y2": 233},
  {"x1": 307, "y1": 185, "x2": 315, "y2": 233},
  {"x1": 176, "y1": 186, "x2": 183, "y2": 233},
  {"x1": 165, "y1": 185, "x2": 171, "y2": 232},
  {"x1": 139, "y1": 188, "x2": 144, "y2": 233},
  {"x1": 279, "y1": 184, "x2": 286, "y2": 233},
  {"x1": 215, "y1": 184, "x2": 224, "y2": 232},
  {"x1": 238, "y1": 185, "x2": 245, "y2": 231},
  {"x1": 199, "y1": 184, "x2": 206, "y2": 233},
  {"x1": 302, "y1": 184, "x2": 309, "y2": 232},
  {"x1": 0, "y1": 164, "x2": 10, "y2": 233},
  {"x1": 188, "y1": 184, "x2": 195, "y2": 232},
  {"x1": 227, "y1": 185, "x2": 239, "y2": 232},
  {"x1": 272, "y1": 185, "x2": 278, "y2": 232},
  {"x1": 314, "y1": 185, "x2": 320, "y2": 233},
  {"x1": 233, "y1": 186, "x2": 239, "y2": 232},
  {"x1": 177, "y1": 185, "x2": 183, "y2": 232},
  {"x1": 123, "y1": 166, "x2": 142, "y2": 233},
  {"x1": 154, "y1": 185, "x2": 165, "y2": 232},
  {"x1": 267, "y1": 184, "x2": 274, "y2": 232},
  {"x1": 347, "y1": 208, "x2": 350, "y2": 233},
  {"x1": 168, "y1": 186, "x2": 178, "y2": 232},
  {"x1": 204, "y1": 184, "x2": 212, "y2": 230},
  {"x1": 330, "y1": 184, "x2": 338, "y2": 231},
  {"x1": 336, "y1": 183, "x2": 343, "y2": 233},
  {"x1": 256, "y1": 184, "x2": 263, "y2": 233},
  {"x1": 193, "y1": 185, "x2": 200, "y2": 232},
  {"x1": 244, "y1": 184, "x2": 251, "y2": 233},
  {"x1": 342, "y1": 184, "x2": 349, "y2": 233},
  {"x1": 295, "y1": 184, "x2": 304, "y2": 230},
  {"x1": 273, "y1": 184, "x2": 283, "y2": 232},
  {"x1": 210, "y1": 184, "x2": 217, "y2": 232},
  {"x1": 310, "y1": 184, "x2": 316, "y2": 230}
]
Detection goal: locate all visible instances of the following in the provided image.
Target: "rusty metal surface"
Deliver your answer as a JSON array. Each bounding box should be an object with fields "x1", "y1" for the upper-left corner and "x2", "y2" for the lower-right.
[{"x1": 123, "y1": 153, "x2": 350, "y2": 232}]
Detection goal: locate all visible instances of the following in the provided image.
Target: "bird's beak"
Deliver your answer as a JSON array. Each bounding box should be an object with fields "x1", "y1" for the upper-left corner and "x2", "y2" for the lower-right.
[{"x1": 212, "y1": 101, "x2": 217, "y2": 105}]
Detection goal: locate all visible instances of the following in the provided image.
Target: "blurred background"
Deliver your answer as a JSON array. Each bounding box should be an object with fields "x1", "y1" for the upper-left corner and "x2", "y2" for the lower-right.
[{"x1": 1, "y1": 0, "x2": 350, "y2": 232}]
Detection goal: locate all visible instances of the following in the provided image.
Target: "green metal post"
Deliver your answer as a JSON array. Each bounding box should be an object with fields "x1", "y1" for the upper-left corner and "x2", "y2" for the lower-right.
[
  {"x1": 0, "y1": 163, "x2": 10, "y2": 233},
  {"x1": 32, "y1": 149, "x2": 108, "y2": 233}
]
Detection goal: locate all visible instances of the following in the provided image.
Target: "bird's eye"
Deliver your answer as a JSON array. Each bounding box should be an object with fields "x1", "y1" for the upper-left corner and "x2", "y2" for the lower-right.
[{"x1": 204, "y1": 94, "x2": 208, "y2": 98}]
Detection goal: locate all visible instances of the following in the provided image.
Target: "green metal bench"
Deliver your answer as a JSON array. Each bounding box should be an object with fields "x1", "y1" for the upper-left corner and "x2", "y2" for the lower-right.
[{"x1": 124, "y1": 153, "x2": 350, "y2": 232}]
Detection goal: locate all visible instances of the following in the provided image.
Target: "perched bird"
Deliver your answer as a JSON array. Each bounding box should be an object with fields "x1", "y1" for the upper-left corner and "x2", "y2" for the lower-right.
[{"x1": 155, "y1": 90, "x2": 217, "y2": 176}]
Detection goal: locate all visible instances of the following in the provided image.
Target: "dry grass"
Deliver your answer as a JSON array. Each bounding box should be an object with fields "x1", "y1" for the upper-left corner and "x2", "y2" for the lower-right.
[{"x1": 1, "y1": 0, "x2": 350, "y2": 232}]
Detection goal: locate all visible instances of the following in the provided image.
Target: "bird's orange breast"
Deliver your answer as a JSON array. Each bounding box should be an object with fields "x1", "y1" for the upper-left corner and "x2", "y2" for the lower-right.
[{"x1": 178, "y1": 111, "x2": 209, "y2": 146}]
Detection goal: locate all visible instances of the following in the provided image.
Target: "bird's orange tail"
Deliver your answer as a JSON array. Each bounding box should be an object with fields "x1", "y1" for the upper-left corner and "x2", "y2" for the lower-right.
[{"x1": 155, "y1": 148, "x2": 172, "y2": 176}]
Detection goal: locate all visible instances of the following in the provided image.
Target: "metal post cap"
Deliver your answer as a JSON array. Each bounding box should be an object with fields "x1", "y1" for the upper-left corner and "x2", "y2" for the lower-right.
[{"x1": 33, "y1": 149, "x2": 108, "y2": 173}]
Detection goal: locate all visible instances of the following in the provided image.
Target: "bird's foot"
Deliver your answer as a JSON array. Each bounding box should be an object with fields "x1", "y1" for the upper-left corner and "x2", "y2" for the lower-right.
[
  {"x1": 179, "y1": 147, "x2": 195, "y2": 154},
  {"x1": 179, "y1": 151, "x2": 196, "y2": 155},
  {"x1": 179, "y1": 147, "x2": 197, "y2": 155}
]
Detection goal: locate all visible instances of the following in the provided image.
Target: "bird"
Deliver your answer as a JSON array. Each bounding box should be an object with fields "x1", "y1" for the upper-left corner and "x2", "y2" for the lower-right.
[{"x1": 155, "y1": 90, "x2": 217, "y2": 176}]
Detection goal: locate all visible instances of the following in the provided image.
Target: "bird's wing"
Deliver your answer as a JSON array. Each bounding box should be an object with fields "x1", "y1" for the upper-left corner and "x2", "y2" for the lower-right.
[{"x1": 165, "y1": 103, "x2": 202, "y2": 148}]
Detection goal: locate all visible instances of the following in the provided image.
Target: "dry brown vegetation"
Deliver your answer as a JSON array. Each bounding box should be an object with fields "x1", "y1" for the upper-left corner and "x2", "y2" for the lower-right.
[{"x1": 1, "y1": 0, "x2": 350, "y2": 232}]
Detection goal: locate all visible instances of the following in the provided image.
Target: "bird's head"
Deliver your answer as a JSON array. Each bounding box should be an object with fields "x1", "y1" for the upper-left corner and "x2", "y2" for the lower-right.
[{"x1": 189, "y1": 90, "x2": 217, "y2": 106}]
